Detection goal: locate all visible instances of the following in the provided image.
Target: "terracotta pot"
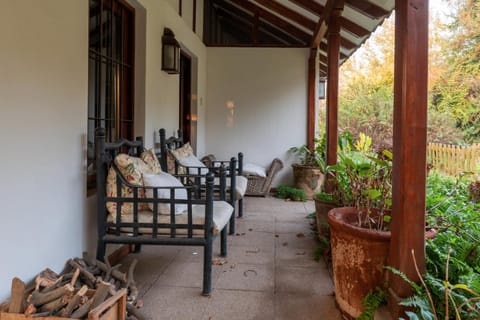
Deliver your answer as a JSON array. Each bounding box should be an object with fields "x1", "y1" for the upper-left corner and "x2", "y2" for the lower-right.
[
  {"x1": 314, "y1": 198, "x2": 337, "y2": 240},
  {"x1": 291, "y1": 164, "x2": 325, "y2": 199},
  {"x1": 328, "y1": 207, "x2": 391, "y2": 319},
  {"x1": 328, "y1": 207, "x2": 436, "y2": 319}
]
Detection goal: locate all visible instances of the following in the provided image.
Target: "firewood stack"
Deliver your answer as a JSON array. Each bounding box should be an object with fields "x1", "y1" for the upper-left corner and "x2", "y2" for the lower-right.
[{"x1": 0, "y1": 253, "x2": 146, "y2": 320}]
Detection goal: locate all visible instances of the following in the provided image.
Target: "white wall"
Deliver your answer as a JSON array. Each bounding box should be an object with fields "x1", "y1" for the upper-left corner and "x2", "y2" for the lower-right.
[
  {"x1": 0, "y1": 0, "x2": 88, "y2": 301},
  {"x1": 206, "y1": 48, "x2": 310, "y2": 186},
  {"x1": 164, "y1": 0, "x2": 204, "y2": 41},
  {"x1": 0, "y1": 0, "x2": 207, "y2": 301},
  {"x1": 140, "y1": 0, "x2": 208, "y2": 155}
]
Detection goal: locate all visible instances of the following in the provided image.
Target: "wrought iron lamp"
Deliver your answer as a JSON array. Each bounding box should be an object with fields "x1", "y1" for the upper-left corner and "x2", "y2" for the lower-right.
[{"x1": 162, "y1": 28, "x2": 180, "y2": 74}]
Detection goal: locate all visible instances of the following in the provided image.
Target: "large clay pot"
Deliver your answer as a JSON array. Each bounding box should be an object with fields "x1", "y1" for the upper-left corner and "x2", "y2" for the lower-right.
[
  {"x1": 328, "y1": 207, "x2": 391, "y2": 319},
  {"x1": 314, "y1": 198, "x2": 337, "y2": 240},
  {"x1": 291, "y1": 164, "x2": 325, "y2": 199}
]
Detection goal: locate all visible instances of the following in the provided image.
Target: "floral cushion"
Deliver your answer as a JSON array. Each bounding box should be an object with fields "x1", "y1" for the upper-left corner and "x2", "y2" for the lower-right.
[
  {"x1": 140, "y1": 148, "x2": 162, "y2": 174},
  {"x1": 171, "y1": 142, "x2": 194, "y2": 159},
  {"x1": 166, "y1": 152, "x2": 177, "y2": 174},
  {"x1": 106, "y1": 154, "x2": 153, "y2": 215}
]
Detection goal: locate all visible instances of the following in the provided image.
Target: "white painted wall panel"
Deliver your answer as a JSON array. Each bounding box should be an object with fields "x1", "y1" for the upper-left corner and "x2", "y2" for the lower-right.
[
  {"x1": 0, "y1": 0, "x2": 88, "y2": 301},
  {"x1": 140, "y1": 0, "x2": 208, "y2": 155},
  {"x1": 206, "y1": 48, "x2": 309, "y2": 186},
  {"x1": 0, "y1": 0, "x2": 208, "y2": 301}
]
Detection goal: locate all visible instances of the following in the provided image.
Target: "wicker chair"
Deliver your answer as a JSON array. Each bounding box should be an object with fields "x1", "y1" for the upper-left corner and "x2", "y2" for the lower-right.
[{"x1": 245, "y1": 158, "x2": 283, "y2": 197}]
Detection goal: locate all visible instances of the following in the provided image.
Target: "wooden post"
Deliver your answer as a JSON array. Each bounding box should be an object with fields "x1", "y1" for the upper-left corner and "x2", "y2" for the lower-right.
[
  {"x1": 389, "y1": 0, "x2": 429, "y2": 317},
  {"x1": 325, "y1": 9, "x2": 341, "y2": 191},
  {"x1": 307, "y1": 48, "x2": 318, "y2": 150}
]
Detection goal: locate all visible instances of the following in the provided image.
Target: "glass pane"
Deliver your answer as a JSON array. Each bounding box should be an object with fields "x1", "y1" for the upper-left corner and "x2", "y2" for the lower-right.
[
  {"x1": 89, "y1": 0, "x2": 100, "y2": 50},
  {"x1": 88, "y1": 57, "x2": 98, "y2": 117}
]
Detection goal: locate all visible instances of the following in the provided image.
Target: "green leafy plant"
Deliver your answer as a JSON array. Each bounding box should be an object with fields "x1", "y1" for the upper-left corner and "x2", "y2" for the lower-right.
[
  {"x1": 386, "y1": 173, "x2": 480, "y2": 320},
  {"x1": 326, "y1": 132, "x2": 393, "y2": 230},
  {"x1": 314, "y1": 192, "x2": 335, "y2": 203},
  {"x1": 358, "y1": 288, "x2": 387, "y2": 320},
  {"x1": 276, "y1": 185, "x2": 307, "y2": 202},
  {"x1": 289, "y1": 133, "x2": 327, "y2": 172},
  {"x1": 387, "y1": 249, "x2": 480, "y2": 320}
]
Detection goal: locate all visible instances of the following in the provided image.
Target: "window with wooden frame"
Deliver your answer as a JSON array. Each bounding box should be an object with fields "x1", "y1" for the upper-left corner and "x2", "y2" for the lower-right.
[{"x1": 87, "y1": 0, "x2": 135, "y2": 190}]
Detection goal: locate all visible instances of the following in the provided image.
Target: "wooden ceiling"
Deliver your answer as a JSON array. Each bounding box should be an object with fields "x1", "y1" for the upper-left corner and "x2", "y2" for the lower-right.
[{"x1": 203, "y1": 0, "x2": 395, "y2": 76}]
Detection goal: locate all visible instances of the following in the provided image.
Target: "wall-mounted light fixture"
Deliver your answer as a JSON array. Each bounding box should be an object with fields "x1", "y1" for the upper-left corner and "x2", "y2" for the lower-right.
[
  {"x1": 319, "y1": 78, "x2": 326, "y2": 99},
  {"x1": 162, "y1": 28, "x2": 180, "y2": 74}
]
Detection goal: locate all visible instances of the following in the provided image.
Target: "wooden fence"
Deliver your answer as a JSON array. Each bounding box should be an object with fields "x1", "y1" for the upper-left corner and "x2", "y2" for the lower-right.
[{"x1": 428, "y1": 143, "x2": 480, "y2": 176}]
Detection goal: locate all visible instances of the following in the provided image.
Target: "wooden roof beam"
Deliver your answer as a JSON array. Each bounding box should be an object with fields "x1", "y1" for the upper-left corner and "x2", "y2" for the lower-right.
[
  {"x1": 344, "y1": 0, "x2": 389, "y2": 19},
  {"x1": 227, "y1": 0, "x2": 311, "y2": 44},
  {"x1": 311, "y1": 0, "x2": 344, "y2": 48},
  {"x1": 253, "y1": 0, "x2": 316, "y2": 31},
  {"x1": 214, "y1": 1, "x2": 303, "y2": 46},
  {"x1": 217, "y1": 3, "x2": 299, "y2": 46},
  {"x1": 289, "y1": 0, "x2": 324, "y2": 15},
  {"x1": 290, "y1": 0, "x2": 369, "y2": 38}
]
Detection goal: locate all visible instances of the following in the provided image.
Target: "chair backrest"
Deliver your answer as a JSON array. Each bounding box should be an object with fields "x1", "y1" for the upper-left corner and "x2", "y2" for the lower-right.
[
  {"x1": 159, "y1": 128, "x2": 185, "y2": 172},
  {"x1": 95, "y1": 127, "x2": 144, "y2": 225}
]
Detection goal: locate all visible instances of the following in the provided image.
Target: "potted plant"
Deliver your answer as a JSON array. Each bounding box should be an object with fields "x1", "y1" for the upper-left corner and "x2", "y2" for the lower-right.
[
  {"x1": 289, "y1": 134, "x2": 327, "y2": 199},
  {"x1": 326, "y1": 133, "x2": 394, "y2": 318},
  {"x1": 314, "y1": 192, "x2": 337, "y2": 240}
]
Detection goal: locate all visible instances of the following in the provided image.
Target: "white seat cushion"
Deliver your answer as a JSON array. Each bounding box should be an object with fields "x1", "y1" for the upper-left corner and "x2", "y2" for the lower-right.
[
  {"x1": 107, "y1": 201, "x2": 233, "y2": 236},
  {"x1": 179, "y1": 155, "x2": 210, "y2": 175},
  {"x1": 243, "y1": 163, "x2": 267, "y2": 178},
  {"x1": 142, "y1": 173, "x2": 188, "y2": 215},
  {"x1": 213, "y1": 175, "x2": 248, "y2": 199}
]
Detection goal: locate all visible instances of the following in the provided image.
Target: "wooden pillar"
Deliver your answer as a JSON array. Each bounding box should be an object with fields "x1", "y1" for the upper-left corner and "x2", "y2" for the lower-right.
[
  {"x1": 307, "y1": 48, "x2": 318, "y2": 150},
  {"x1": 326, "y1": 10, "x2": 341, "y2": 172},
  {"x1": 389, "y1": 0, "x2": 429, "y2": 317}
]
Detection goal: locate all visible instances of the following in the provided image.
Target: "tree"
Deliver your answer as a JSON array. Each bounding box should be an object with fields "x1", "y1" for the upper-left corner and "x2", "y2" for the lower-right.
[
  {"x1": 333, "y1": 3, "x2": 470, "y2": 147},
  {"x1": 431, "y1": 0, "x2": 480, "y2": 142}
]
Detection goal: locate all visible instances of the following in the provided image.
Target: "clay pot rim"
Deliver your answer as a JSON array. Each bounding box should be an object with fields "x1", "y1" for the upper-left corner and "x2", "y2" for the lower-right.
[
  {"x1": 328, "y1": 207, "x2": 391, "y2": 242},
  {"x1": 328, "y1": 207, "x2": 437, "y2": 241}
]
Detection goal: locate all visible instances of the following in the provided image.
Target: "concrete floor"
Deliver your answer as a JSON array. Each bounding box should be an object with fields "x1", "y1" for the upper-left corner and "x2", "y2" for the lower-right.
[{"x1": 121, "y1": 197, "x2": 343, "y2": 320}]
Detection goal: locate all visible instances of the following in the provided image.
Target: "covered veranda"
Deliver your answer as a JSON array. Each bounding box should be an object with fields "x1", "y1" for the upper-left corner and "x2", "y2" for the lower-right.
[{"x1": 0, "y1": 0, "x2": 429, "y2": 319}]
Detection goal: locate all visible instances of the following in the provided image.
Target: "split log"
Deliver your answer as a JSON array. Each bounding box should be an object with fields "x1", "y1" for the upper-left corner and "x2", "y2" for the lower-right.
[
  {"x1": 69, "y1": 296, "x2": 94, "y2": 319},
  {"x1": 38, "y1": 295, "x2": 69, "y2": 314},
  {"x1": 70, "y1": 268, "x2": 80, "y2": 287},
  {"x1": 96, "y1": 261, "x2": 127, "y2": 283},
  {"x1": 8, "y1": 277, "x2": 25, "y2": 313},
  {"x1": 2, "y1": 255, "x2": 138, "y2": 319},
  {"x1": 67, "y1": 259, "x2": 97, "y2": 285},
  {"x1": 0, "y1": 301, "x2": 9, "y2": 312},
  {"x1": 35, "y1": 269, "x2": 59, "y2": 291},
  {"x1": 126, "y1": 303, "x2": 147, "y2": 320},
  {"x1": 90, "y1": 281, "x2": 111, "y2": 310},
  {"x1": 30, "y1": 311, "x2": 52, "y2": 317},
  {"x1": 24, "y1": 303, "x2": 37, "y2": 316},
  {"x1": 59, "y1": 285, "x2": 88, "y2": 318},
  {"x1": 126, "y1": 259, "x2": 139, "y2": 302},
  {"x1": 29, "y1": 284, "x2": 74, "y2": 307}
]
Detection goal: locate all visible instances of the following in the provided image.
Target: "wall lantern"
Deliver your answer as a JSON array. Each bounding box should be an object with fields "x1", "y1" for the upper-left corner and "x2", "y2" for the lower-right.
[
  {"x1": 319, "y1": 78, "x2": 326, "y2": 99},
  {"x1": 162, "y1": 28, "x2": 180, "y2": 74}
]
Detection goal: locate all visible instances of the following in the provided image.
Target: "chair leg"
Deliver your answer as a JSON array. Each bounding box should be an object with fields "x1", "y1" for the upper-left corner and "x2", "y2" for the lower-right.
[
  {"x1": 220, "y1": 228, "x2": 227, "y2": 257},
  {"x1": 202, "y1": 238, "x2": 213, "y2": 296},
  {"x1": 133, "y1": 244, "x2": 142, "y2": 253},
  {"x1": 229, "y1": 210, "x2": 235, "y2": 235},
  {"x1": 238, "y1": 198, "x2": 244, "y2": 217},
  {"x1": 96, "y1": 239, "x2": 106, "y2": 262}
]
